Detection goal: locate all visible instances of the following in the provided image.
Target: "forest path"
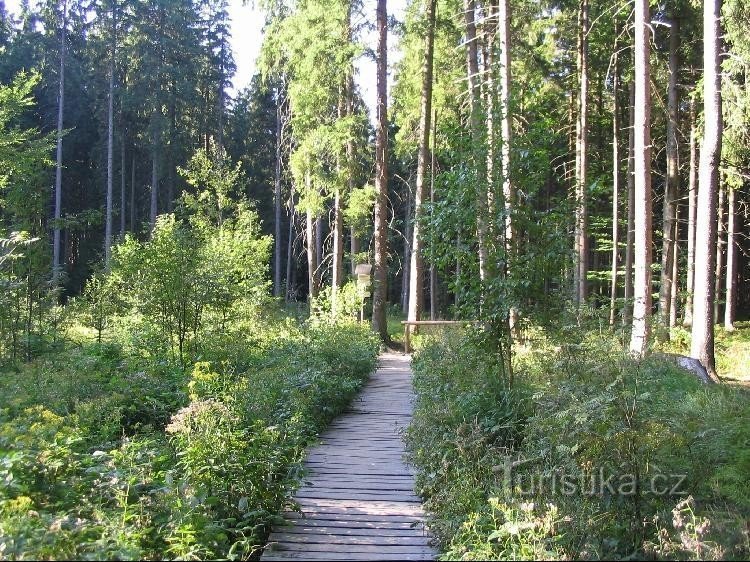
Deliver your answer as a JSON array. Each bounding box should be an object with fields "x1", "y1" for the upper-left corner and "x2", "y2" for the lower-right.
[{"x1": 261, "y1": 352, "x2": 436, "y2": 561}]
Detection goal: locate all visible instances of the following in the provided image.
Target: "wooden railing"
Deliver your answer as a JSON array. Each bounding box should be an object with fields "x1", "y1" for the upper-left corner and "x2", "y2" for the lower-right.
[{"x1": 401, "y1": 320, "x2": 478, "y2": 353}]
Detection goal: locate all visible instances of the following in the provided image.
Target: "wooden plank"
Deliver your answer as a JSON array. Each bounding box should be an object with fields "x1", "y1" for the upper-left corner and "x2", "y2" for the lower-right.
[
  {"x1": 268, "y1": 542, "x2": 435, "y2": 554},
  {"x1": 276, "y1": 521, "x2": 428, "y2": 537},
  {"x1": 268, "y1": 533, "x2": 432, "y2": 546},
  {"x1": 262, "y1": 551, "x2": 435, "y2": 561},
  {"x1": 285, "y1": 511, "x2": 425, "y2": 524}
]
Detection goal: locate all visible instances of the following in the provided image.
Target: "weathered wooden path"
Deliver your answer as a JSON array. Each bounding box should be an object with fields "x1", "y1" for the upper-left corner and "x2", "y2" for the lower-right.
[{"x1": 261, "y1": 352, "x2": 436, "y2": 561}]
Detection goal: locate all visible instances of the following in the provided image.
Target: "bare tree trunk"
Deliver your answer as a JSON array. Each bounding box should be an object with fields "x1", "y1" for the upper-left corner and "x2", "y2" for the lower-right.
[
  {"x1": 130, "y1": 155, "x2": 135, "y2": 231},
  {"x1": 690, "y1": 0, "x2": 722, "y2": 381},
  {"x1": 286, "y1": 183, "x2": 296, "y2": 301},
  {"x1": 150, "y1": 144, "x2": 159, "y2": 232},
  {"x1": 714, "y1": 184, "x2": 725, "y2": 322},
  {"x1": 274, "y1": 91, "x2": 283, "y2": 298},
  {"x1": 402, "y1": 183, "x2": 411, "y2": 315},
  {"x1": 463, "y1": 0, "x2": 489, "y2": 283},
  {"x1": 574, "y1": 0, "x2": 589, "y2": 305},
  {"x1": 609, "y1": 41, "x2": 620, "y2": 326},
  {"x1": 683, "y1": 97, "x2": 698, "y2": 326},
  {"x1": 629, "y1": 0, "x2": 653, "y2": 356},
  {"x1": 104, "y1": 2, "x2": 116, "y2": 267},
  {"x1": 372, "y1": 0, "x2": 389, "y2": 340},
  {"x1": 217, "y1": 41, "x2": 225, "y2": 149},
  {"x1": 306, "y1": 174, "x2": 320, "y2": 300},
  {"x1": 430, "y1": 108, "x2": 438, "y2": 320},
  {"x1": 623, "y1": 83, "x2": 635, "y2": 325},
  {"x1": 670, "y1": 205, "x2": 679, "y2": 327},
  {"x1": 658, "y1": 18, "x2": 679, "y2": 338},
  {"x1": 53, "y1": 0, "x2": 67, "y2": 283},
  {"x1": 408, "y1": 0, "x2": 436, "y2": 328},
  {"x1": 724, "y1": 186, "x2": 737, "y2": 330},
  {"x1": 120, "y1": 133, "x2": 126, "y2": 238},
  {"x1": 498, "y1": 0, "x2": 517, "y2": 331}
]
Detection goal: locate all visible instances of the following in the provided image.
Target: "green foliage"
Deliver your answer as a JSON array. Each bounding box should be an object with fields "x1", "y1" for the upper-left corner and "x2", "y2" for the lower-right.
[
  {"x1": 407, "y1": 329, "x2": 750, "y2": 560},
  {"x1": 0, "y1": 320, "x2": 379, "y2": 560}
]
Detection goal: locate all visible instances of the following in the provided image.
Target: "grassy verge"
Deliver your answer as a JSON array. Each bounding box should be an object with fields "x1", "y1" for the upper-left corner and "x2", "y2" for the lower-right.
[
  {"x1": 0, "y1": 318, "x2": 379, "y2": 560},
  {"x1": 406, "y1": 326, "x2": 750, "y2": 560}
]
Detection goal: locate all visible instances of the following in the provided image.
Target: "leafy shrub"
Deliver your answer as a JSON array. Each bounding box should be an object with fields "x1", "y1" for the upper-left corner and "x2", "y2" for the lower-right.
[
  {"x1": 406, "y1": 330, "x2": 750, "y2": 560},
  {"x1": 0, "y1": 320, "x2": 379, "y2": 560}
]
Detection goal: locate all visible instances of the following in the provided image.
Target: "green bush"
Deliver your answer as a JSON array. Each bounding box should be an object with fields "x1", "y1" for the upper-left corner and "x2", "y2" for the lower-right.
[
  {"x1": 0, "y1": 320, "x2": 379, "y2": 560},
  {"x1": 406, "y1": 330, "x2": 750, "y2": 560}
]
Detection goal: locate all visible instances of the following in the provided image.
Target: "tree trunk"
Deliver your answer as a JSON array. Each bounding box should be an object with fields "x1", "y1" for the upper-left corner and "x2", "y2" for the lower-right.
[
  {"x1": 670, "y1": 204, "x2": 679, "y2": 327},
  {"x1": 683, "y1": 97, "x2": 698, "y2": 326},
  {"x1": 150, "y1": 142, "x2": 159, "y2": 233},
  {"x1": 498, "y1": 0, "x2": 517, "y2": 330},
  {"x1": 402, "y1": 183, "x2": 411, "y2": 315},
  {"x1": 306, "y1": 174, "x2": 320, "y2": 300},
  {"x1": 623, "y1": 82, "x2": 635, "y2": 325},
  {"x1": 629, "y1": 0, "x2": 653, "y2": 356},
  {"x1": 658, "y1": 18, "x2": 679, "y2": 338},
  {"x1": 408, "y1": 0, "x2": 436, "y2": 328},
  {"x1": 120, "y1": 132, "x2": 126, "y2": 238},
  {"x1": 430, "y1": 107, "x2": 438, "y2": 320},
  {"x1": 372, "y1": 0, "x2": 389, "y2": 340},
  {"x1": 463, "y1": 0, "x2": 489, "y2": 283},
  {"x1": 714, "y1": 184, "x2": 725, "y2": 322},
  {"x1": 332, "y1": 185, "x2": 345, "y2": 309},
  {"x1": 609, "y1": 40, "x2": 620, "y2": 326},
  {"x1": 53, "y1": 0, "x2": 67, "y2": 283},
  {"x1": 690, "y1": 0, "x2": 722, "y2": 381},
  {"x1": 274, "y1": 90, "x2": 283, "y2": 297},
  {"x1": 724, "y1": 186, "x2": 737, "y2": 330},
  {"x1": 130, "y1": 155, "x2": 136, "y2": 231},
  {"x1": 574, "y1": 0, "x2": 589, "y2": 305},
  {"x1": 104, "y1": 2, "x2": 116, "y2": 267},
  {"x1": 286, "y1": 183, "x2": 296, "y2": 301}
]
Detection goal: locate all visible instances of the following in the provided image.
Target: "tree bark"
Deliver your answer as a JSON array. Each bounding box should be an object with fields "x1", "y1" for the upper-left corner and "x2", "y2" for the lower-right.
[
  {"x1": 286, "y1": 183, "x2": 296, "y2": 301},
  {"x1": 623, "y1": 82, "x2": 635, "y2": 325},
  {"x1": 130, "y1": 155, "x2": 135, "y2": 231},
  {"x1": 629, "y1": 0, "x2": 652, "y2": 356},
  {"x1": 714, "y1": 184, "x2": 725, "y2": 322},
  {"x1": 429, "y1": 107, "x2": 438, "y2": 320},
  {"x1": 306, "y1": 173, "x2": 320, "y2": 300},
  {"x1": 690, "y1": 0, "x2": 722, "y2": 381},
  {"x1": 683, "y1": 97, "x2": 698, "y2": 326},
  {"x1": 609, "y1": 39, "x2": 620, "y2": 326},
  {"x1": 407, "y1": 0, "x2": 436, "y2": 328},
  {"x1": 274, "y1": 90, "x2": 283, "y2": 298},
  {"x1": 120, "y1": 132, "x2": 126, "y2": 238},
  {"x1": 498, "y1": 0, "x2": 517, "y2": 331},
  {"x1": 670, "y1": 204, "x2": 679, "y2": 327},
  {"x1": 150, "y1": 142, "x2": 159, "y2": 233},
  {"x1": 658, "y1": 18, "x2": 679, "y2": 337},
  {"x1": 372, "y1": 0, "x2": 389, "y2": 340},
  {"x1": 104, "y1": 1, "x2": 116, "y2": 267},
  {"x1": 724, "y1": 186, "x2": 737, "y2": 330},
  {"x1": 53, "y1": 0, "x2": 67, "y2": 283},
  {"x1": 463, "y1": 0, "x2": 489, "y2": 283},
  {"x1": 402, "y1": 182, "x2": 412, "y2": 315},
  {"x1": 574, "y1": 0, "x2": 589, "y2": 305}
]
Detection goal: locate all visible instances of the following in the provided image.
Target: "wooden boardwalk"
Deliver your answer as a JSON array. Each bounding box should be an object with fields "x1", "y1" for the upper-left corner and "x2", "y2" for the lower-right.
[{"x1": 261, "y1": 352, "x2": 436, "y2": 561}]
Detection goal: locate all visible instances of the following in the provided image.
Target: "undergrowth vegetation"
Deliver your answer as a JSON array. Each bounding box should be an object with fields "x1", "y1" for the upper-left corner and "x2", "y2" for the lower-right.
[
  {"x1": 406, "y1": 323, "x2": 750, "y2": 560},
  {"x1": 0, "y1": 175, "x2": 380, "y2": 559}
]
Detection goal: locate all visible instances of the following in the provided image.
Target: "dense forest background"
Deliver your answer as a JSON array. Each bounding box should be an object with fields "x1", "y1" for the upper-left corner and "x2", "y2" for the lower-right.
[
  {"x1": 1, "y1": 0, "x2": 748, "y2": 353},
  {"x1": 2, "y1": 0, "x2": 750, "y2": 559}
]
